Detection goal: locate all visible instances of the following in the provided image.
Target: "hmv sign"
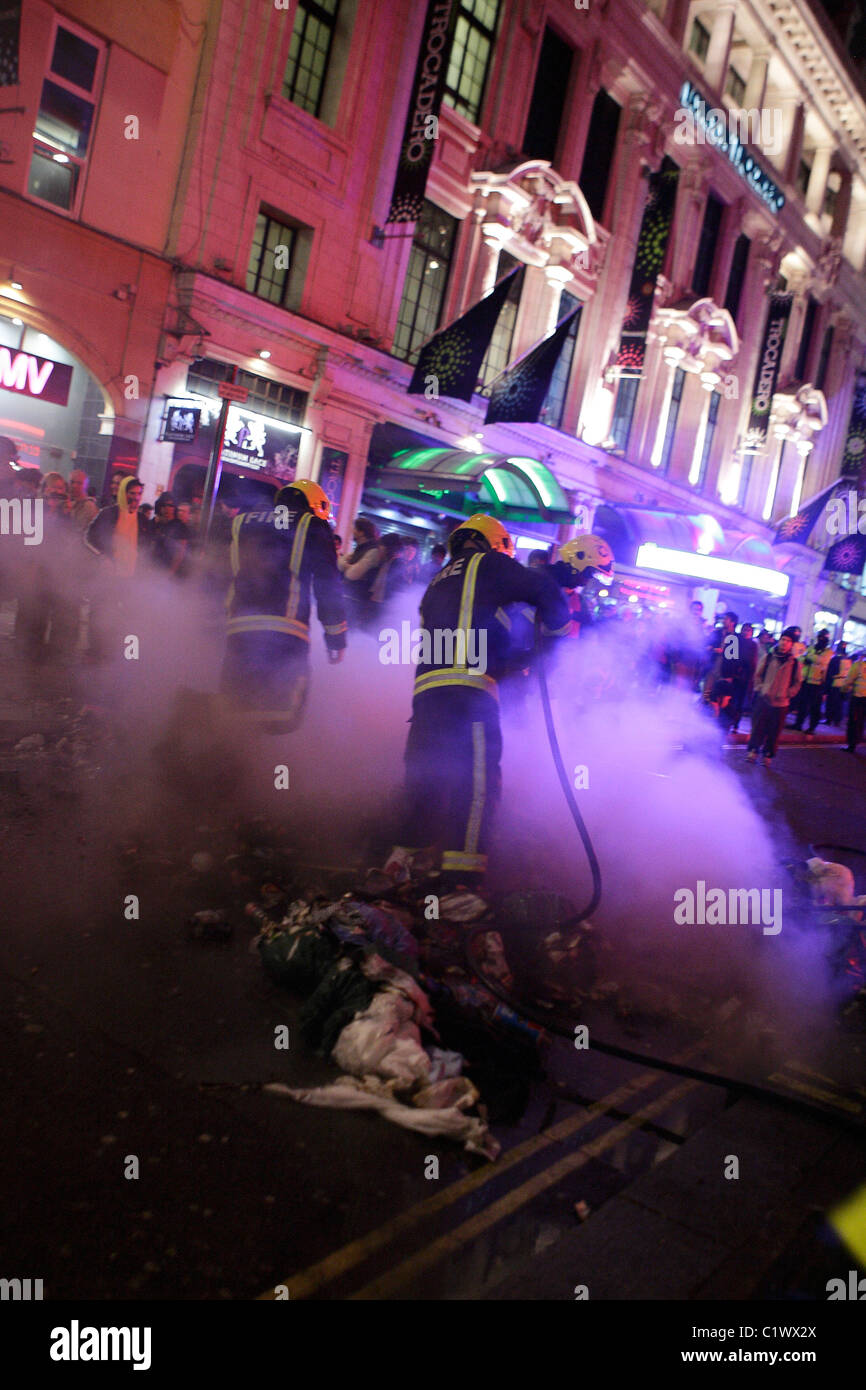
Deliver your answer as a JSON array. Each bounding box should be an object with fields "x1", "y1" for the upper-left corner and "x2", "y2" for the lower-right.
[{"x1": 0, "y1": 349, "x2": 73, "y2": 406}]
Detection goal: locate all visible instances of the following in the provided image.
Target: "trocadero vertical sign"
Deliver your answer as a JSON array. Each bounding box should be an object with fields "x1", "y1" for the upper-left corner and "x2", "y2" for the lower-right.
[
  {"x1": 743, "y1": 292, "x2": 792, "y2": 453},
  {"x1": 385, "y1": 0, "x2": 459, "y2": 224}
]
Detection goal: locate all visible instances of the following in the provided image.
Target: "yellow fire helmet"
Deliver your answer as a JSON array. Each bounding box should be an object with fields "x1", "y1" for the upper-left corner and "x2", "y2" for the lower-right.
[
  {"x1": 449, "y1": 513, "x2": 515, "y2": 557},
  {"x1": 281, "y1": 478, "x2": 331, "y2": 520},
  {"x1": 558, "y1": 534, "x2": 614, "y2": 582}
]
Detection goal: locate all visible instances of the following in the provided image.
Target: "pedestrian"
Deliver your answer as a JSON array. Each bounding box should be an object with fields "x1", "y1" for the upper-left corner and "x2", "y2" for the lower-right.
[
  {"x1": 337, "y1": 516, "x2": 384, "y2": 629},
  {"x1": 369, "y1": 532, "x2": 407, "y2": 614},
  {"x1": 149, "y1": 492, "x2": 191, "y2": 578},
  {"x1": 15, "y1": 473, "x2": 81, "y2": 661},
  {"x1": 826, "y1": 641, "x2": 851, "y2": 726},
  {"x1": 220, "y1": 479, "x2": 346, "y2": 732},
  {"x1": 401, "y1": 537, "x2": 420, "y2": 586},
  {"x1": 843, "y1": 653, "x2": 866, "y2": 753},
  {"x1": 421, "y1": 542, "x2": 447, "y2": 585},
  {"x1": 730, "y1": 622, "x2": 759, "y2": 732},
  {"x1": 746, "y1": 627, "x2": 804, "y2": 766},
  {"x1": 66, "y1": 469, "x2": 98, "y2": 530},
  {"x1": 84, "y1": 476, "x2": 147, "y2": 663},
  {"x1": 794, "y1": 629, "x2": 833, "y2": 734},
  {"x1": 383, "y1": 513, "x2": 574, "y2": 891},
  {"x1": 704, "y1": 611, "x2": 743, "y2": 730}
]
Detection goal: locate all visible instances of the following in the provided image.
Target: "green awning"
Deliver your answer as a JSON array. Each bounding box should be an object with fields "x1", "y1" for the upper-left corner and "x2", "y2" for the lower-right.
[{"x1": 371, "y1": 448, "x2": 574, "y2": 524}]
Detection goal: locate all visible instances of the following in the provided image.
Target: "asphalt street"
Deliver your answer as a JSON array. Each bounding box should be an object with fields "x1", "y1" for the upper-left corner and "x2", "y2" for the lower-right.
[{"x1": 1, "y1": 645, "x2": 865, "y2": 1302}]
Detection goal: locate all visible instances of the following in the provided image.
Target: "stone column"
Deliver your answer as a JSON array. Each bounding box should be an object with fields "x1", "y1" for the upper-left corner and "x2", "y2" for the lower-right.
[
  {"x1": 573, "y1": 97, "x2": 663, "y2": 448},
  {"x1": 743, "y1": 48, "x2": 770, "y2": 113},
  {"x1": 843, "y1": 192, "x2": 866, "y2": 273},
  {"x1": 704, "y1": 3, "x2": 737, "y2": 94},
  {"x1": 710, "y1": 196, "x2": 745, "y2": 306},
  {"x1": 664, "y1": 0, "x2": 691, "y2": 47},
  {"x1": 667, "y1": 155, "x2": 712, "y2": 292},
  {"x1": 832, "y1": 166, "x2": 854, "y2": 242},
  {"x1": 776, "y1": 94, "x2": 804, "y2": 183},
  {"x1": 718, "y1": 232, "x2": 780, "y2": 504}
]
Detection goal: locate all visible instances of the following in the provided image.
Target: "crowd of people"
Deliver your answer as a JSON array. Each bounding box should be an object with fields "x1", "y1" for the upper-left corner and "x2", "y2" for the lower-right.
[{"x1": 1, "y1": 447, "x2": 865, "y2": 759}]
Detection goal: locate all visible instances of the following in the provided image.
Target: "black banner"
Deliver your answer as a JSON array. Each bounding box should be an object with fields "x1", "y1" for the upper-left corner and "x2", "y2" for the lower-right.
[
  {"x1": 840, "y1": 371, "x2": 866, "y2": 481},
  {"x1": 824, "y1": 531, "x2": 866, "y2": 575},
  {"x1": 0, "y1": 3, "x2": 21, "y2": 86},
  {"x1": 615, "y1": 159, "x2": 680, "y2": 377},
  {"x1": 386, "y1": 0, "x2": 459, "y2": 224},
  {"x1": 485, "y1": 308, "x2": 580, "y2": 424},
  {"x1": 743, "y1": 293, "x2": 793, "y2": 454},
  {"x1": 408, "y1": 266, "x2": 522, "y2": 401}
]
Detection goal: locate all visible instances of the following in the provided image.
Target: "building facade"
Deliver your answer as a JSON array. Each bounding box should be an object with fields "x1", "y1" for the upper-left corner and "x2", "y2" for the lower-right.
[
  {"x1": 5, "y1": 0, "x2": 866, "y2": 640},
  {"x1": 0, "y1": 0, "x2": 208, "y2": 492}
]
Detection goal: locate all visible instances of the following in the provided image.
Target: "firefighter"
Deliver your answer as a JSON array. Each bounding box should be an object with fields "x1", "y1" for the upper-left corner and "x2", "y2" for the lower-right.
[
  {"x1": 220, "y1": 479, "x2": 346, "y2": 733},
  {"x1": 385, "y1": 513, "x2": 572, "y2": 890}
]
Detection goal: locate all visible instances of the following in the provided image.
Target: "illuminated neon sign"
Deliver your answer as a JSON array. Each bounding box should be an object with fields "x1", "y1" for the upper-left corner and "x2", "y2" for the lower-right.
[
  {"x1": 677, "y1": 81, "x2": 785, "y2": 215},
  {"x1": 636, "y1": 542, "x2": 789, "y2": 596},
  {"x1": 0, "y1": 349, "x2": 72, "y2": 406}
]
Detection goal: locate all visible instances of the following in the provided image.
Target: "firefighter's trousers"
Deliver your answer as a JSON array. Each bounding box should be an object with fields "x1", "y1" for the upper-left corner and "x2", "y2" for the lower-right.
[
  {"x1": 220, "y1": 628, "x2": 309, "y2": 734},
  {"x1": 403, "y1": 685, "x2": 502, "y2": 881}
]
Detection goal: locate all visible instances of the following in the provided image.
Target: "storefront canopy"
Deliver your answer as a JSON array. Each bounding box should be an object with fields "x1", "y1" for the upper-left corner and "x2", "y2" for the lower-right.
[
  {"x1": 369, "y1": 447, "x2": 574, "y2": 524},
  {"x1": 594, "y1": 504, "x2": 789, "y2": 598}
]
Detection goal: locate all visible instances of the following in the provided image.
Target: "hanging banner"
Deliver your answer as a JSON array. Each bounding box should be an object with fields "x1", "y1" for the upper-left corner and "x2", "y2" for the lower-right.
[
  {"x1": 485, "y1": 308, "x2": 581, "y2": 424},
  {"x1": 840, "y1": 371, "x2": 866, "y2": 481},
  {"x1": 743, "y1": 292, "x2": 793, "y2": 454},
  {"x1": 385, "y1": 0, "x2": 459, "y2": 224},
  {"x1": 823, "y1": 532, "x2": 866, "y2": 576},
  {"x1": 615, "y1": 159, "x2": 680, "y2": 377},
  {"x1": 408, "y1": 266, "x2": 523, "y2": 400}
]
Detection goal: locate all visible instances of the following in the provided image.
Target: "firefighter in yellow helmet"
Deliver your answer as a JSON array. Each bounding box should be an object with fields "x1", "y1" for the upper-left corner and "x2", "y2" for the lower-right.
[
  {"x1": 385, "y1": 513, "x2": 571, "y2": 888},
  {"x1": 220, "y1": 479, "x2": 346, "y2": 733}
]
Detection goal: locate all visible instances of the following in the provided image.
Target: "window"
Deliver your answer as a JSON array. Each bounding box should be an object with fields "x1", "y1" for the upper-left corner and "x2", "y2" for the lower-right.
[
  {"x1": 186, "y1": 359, "x2": 307, "y2": 425},
  {"x1": 689, "y1": 18, "x2": 710, "y2": 62},
  {"x1": 823, "y1": 173, "x2": 840, "y2": 223},
  {"x1": 796, "y1": 157, "x2": 812, "y2": 199},
  {"x1": 695, "y1": 390, "x2": 720, "y2": 490},
  {"x1": 795, "y1": 296, "x2": 817, "y2": 382},
  {"x1": 657, "y1": 367, "x2": 685, "y2": 474},
  {"x1": 610, "y1": 375, "x2": 639, "y2": 453},
  {"x1": 725, "y1": 233, "x2": 750, "y2": 323},
  {"x1": 392, "y1": 201, "x2": 458, "y2": 363},
  {"x1": 725, "y1": 68, "x2": 746, "y2": 105},
  {"x1": 282, "y1": 0, "x2": 341, "y2": 118},
  {"x1": 444, "y1": 0, "x2": 501, "y2": 126},
  {"x1": 27, "y1": 21, "x2": 104, "y2": 214},
  {"x1": 692, "y1": 193, "x2": 724, "y2": 297},
  {"x1": 247, "y1": 211, "x2": 311, "y2": 312},
  {"x1": 539, "y1": 291, "x2": 581, "y2": 430},
  {"x1": 579, "y1": 90, "x2": 622, "y2": 223},
  {"x1": 479, "y1": 250, "x2": 522, "y2": 389},
  {"x1": 523, "y1": 27, "x2": 574, "y2": 164},
  {"x1": 815, "y1": 325, "x2": 834, "y2": 391}
]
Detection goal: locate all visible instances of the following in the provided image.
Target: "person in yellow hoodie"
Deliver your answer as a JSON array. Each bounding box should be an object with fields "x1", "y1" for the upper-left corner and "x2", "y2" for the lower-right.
[
  {"x1": 843, "y1": 653, "x2": 866, "y2": 754},
  {"x1": 84, "y1": 476, "x2": 146, "y2": 661}
]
